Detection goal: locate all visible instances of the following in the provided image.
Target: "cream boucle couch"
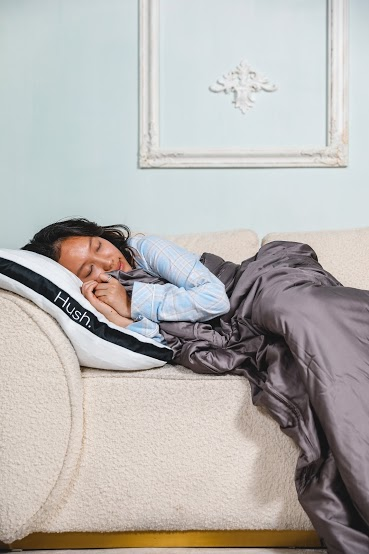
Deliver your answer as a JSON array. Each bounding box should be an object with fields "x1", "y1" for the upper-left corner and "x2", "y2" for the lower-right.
[{"x1": 2, "y1": 226, "x2": 369, "y2": 551}]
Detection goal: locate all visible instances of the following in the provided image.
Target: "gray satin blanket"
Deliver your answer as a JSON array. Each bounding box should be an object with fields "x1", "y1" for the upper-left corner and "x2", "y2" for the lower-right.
[{"x1": 112, "y1": 240, "x2": 369, "y2": 554}]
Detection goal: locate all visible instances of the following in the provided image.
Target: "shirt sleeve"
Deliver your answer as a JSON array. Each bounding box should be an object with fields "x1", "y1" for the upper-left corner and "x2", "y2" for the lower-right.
[
  {"x1": 125, "y1": 317, "x2": 165, "y2": 343},
  {"x1": 127, "y1": 235, "x2": 230, "y2": 323}
]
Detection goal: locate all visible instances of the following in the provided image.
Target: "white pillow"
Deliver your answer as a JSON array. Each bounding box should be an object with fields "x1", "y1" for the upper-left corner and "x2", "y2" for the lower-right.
[{"x1": 0, "y1": 249, "x2": 173, "y2": 370}]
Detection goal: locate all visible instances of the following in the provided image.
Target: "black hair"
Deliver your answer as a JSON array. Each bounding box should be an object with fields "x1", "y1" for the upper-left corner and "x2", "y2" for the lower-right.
[{"x1": 21, "y1": 218, "x2": 136, "y2": 268}]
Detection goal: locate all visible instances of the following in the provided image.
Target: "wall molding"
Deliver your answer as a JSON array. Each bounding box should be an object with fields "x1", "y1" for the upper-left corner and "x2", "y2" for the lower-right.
[{"x1": 139, "y1": 0, "x2": 349, "y2": 168}]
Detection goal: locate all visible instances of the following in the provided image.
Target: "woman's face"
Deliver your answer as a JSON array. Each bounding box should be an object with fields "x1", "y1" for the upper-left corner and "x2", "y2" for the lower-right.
[{"x1": 58, "y1": 236, "x2": 132, "y2": 282}]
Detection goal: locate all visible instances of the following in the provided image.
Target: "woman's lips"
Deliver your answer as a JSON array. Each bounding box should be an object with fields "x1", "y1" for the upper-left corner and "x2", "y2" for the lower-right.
[{"x1": 116, "y1": 260, "x2": 131, "y2": 272}]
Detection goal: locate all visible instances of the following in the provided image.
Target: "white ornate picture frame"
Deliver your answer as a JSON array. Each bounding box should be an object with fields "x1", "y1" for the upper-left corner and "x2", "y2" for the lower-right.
[{"x1": 139, "y1": 0, "x2": 348, "y2": 168}]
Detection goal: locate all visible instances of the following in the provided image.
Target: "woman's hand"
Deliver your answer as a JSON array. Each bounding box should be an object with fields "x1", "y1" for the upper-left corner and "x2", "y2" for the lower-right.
[
  {"x1": 83, "y1": 273, "x2": 132, "y2": 318},
  {"x1": 81, "y1": 279, "x2": 133, "y2": 328}
]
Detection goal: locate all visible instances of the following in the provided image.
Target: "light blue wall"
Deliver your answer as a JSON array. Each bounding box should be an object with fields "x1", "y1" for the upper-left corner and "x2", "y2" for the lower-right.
[
  {"x1": 160, "y1": 0, "x2": 327, "y2": 148},
  {"x1": 0, "y1": 0, "x2": 367, "y2": 249}
]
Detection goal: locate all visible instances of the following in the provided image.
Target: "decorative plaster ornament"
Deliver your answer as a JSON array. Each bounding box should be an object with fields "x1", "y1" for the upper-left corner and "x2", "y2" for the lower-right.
[{"x1": 209, "y1": 60, "x2": 277, "y2": 114}]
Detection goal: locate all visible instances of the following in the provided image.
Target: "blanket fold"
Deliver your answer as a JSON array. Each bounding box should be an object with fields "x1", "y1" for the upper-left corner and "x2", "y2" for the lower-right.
[{"x1": 115, "y1": 240, "x2": 369, "y2": 554}]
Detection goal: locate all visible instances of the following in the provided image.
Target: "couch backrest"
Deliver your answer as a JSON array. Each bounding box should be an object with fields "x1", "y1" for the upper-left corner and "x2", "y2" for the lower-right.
[
  {"x1": 138, "y1": 226, "x2": 369, "y2": 290},
  {"x1": 164, "y1": 229, "x2": 259, "y2": 264},
  {"x1": 262, "y1": 227, "x2": 369, "y2": 289}
]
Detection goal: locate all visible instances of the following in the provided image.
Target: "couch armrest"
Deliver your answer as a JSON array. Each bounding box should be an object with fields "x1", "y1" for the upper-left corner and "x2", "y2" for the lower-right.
[{"x1": 0, "y1": 290, "x2": 83, "y2": 544}]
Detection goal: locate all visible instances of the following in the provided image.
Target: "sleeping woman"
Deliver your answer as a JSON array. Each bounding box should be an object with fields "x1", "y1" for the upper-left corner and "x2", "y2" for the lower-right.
[
  {"x1": 22, "y1": 217, "x2": 369, "y2": 554},
  {"x1": 21, "y1": 217, "x2": 231, "y2": 345}
]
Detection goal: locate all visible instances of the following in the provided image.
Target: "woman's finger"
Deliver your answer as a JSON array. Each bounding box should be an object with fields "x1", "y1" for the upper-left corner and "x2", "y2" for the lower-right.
[
  {"x1": 94, "y1": 282, "x2": 119, "y2": 297},
  {"x1": 98, "y1": 273, "x2": 115, "y2": 283},
  {"x1": 81, "y1": 279, "x2": 98, "y2": 289},
  {"x1": 81, "y1": 280, "x2": 98, "y2": 298},
  {"x1": 94, "y1": 283, "x2": 111, "y2": 292},
  {"x1": 83, "y1": 279, "x2": 98, "y2": 285},
  {"x1": 94, "y1": 289, "x2": 111, "y2": 299},
  {"x1": 82, "y1": 287, "x2": 97, "y2": 301},
  {"x1": 84, "y1": 287, "x2": 108, "y2": 309},
  {"x1": 81, "y1": 281, "x2": 97, "y2": 293}
]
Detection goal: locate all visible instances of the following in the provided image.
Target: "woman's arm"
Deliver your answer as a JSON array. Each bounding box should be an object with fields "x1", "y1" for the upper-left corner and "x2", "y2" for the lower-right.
[{"x1": 127, "y1": 235, "x2": 230, "y2": 323}]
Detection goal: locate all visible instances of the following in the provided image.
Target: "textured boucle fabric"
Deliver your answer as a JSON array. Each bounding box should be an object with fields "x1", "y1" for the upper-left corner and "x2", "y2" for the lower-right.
[
  {"x1": 0, "y1": 290, "x2": 83, "y2": 544},
  {"x1": 164, "y1": 228, "x2": 259, "y2": 264},
  {"x1": 40, "y1": 366, "x2": 312, "y2": 533},
  {"x1": 262, "y1": 226, "x2": 369, "y2": 289}
]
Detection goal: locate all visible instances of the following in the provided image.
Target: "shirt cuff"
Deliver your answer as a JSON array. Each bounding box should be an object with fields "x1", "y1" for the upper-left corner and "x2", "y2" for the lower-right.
[
  {"x1": 125, "y1": 317, "x2": 165, "y2": 343},
  {"x1": 130, "y1": 281, "x2": 156, "y2": 321}
]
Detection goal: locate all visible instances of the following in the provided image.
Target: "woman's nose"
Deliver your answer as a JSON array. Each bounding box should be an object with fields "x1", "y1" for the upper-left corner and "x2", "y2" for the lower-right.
[
  {"x1": 105, "y1": 259, "x2": 114, "y2": 271},
  {"x1": 95, "y1": 254, "x2": 113, "y2": 271}
]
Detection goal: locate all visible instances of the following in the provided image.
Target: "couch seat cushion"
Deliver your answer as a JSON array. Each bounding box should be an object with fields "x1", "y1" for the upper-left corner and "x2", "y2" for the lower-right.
[{"x1": 39, "y1": 363, "x2": 313, "y2": 533}]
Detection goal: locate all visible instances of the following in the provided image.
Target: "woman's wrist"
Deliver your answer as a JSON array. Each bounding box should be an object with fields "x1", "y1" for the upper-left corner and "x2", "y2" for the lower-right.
[
  {"x1": 119, "y1": 296, "x2": 131, "y2": 319},
  {"x1": 113, "y1": 295, "x2": 132, "y2": 319},
  {"x1": 109, "y1": 312, "x2": 133, "y2": 328}
]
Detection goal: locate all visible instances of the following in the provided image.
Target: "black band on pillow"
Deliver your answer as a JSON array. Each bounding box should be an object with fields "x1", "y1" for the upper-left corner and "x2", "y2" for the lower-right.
[{"x1": 0, "y1": 257, "x2": 173, "y2": 362}]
